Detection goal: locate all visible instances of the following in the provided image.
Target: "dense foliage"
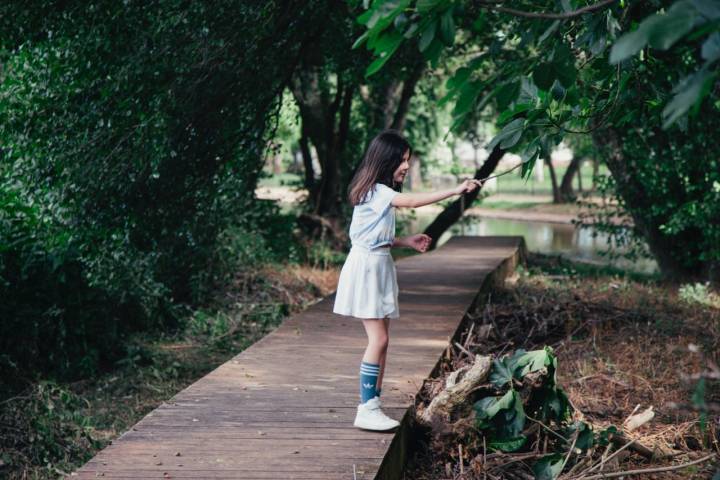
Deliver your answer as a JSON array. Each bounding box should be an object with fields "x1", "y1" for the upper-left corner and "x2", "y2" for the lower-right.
[
  {"x1": 0, "y1": 1, "x2": 324, "y2": 380},
  {"x1": 355, "y1": 0, "x2": 720, "y2": 280}
]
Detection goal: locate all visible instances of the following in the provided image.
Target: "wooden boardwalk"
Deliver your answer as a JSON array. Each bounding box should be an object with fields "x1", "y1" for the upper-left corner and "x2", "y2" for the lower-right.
[{"x1": 72, "y1": 236, "x2": 523, "y2": 480}]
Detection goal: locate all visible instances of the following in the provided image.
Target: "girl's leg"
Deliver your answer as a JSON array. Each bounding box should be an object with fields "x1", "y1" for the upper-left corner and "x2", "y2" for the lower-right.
[
  {"x1": 361, "y1": 318, "x2": 389, "y2": 363},
  {"x1": 360, "y1": 319, "x2": 389, "y2": 403},
  {"x1": 375, "y1": 317, "x2": 390, "y2": 395},
  {"x1": 355, "y1": 318, "x2": 399, "y2": 430}
]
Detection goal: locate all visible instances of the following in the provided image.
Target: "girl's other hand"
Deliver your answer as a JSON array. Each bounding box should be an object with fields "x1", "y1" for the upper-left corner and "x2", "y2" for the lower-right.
[
  {"x1": 454, "y1": 179, "x2": 483, "y2": 195},
  {"x1": 408, "y1": 233, "x2": 431, "y2": 253}
]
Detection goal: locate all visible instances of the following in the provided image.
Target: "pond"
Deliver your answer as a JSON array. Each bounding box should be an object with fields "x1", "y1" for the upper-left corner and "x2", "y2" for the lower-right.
[{"x1": 405, "y1": 212, "x2": 658, "y2": 274}]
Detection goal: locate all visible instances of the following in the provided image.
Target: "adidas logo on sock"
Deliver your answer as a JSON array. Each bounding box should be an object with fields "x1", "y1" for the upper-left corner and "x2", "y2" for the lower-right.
[{"x1": 362, "y1": 383, "x2": 374, "y2": 389}]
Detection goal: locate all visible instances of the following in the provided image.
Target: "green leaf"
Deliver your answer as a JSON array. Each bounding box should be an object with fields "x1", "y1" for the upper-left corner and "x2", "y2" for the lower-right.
[
  {"x1": 424, "y1": 37, "x2": 445, "y2": 66},
  {"x1": 403, "y1": 21, "x2": 420, "y2": 38},
  {"x1": 488, "y1": 435, "x2": 527, "y2": 452},
  {"x1": 506, "y1": 389, "x2": 526, "y2": 437},
  {"x1": 474, "y1": 389, "x2": 516, "y2": 420},
  {"x1": 452, "y1": 79, "x2": 483, "y2": 116},
  {"x1": 446, "y1": 67, "x2": 472, "y2": 90},
  {"x1": 418, "y1": 19, "x2": 437, "y2": 52},
  {"x1": 561, "y1": 421, "x2": 595, "y2": 451},
  {"x1": 510, "y1": 348, "x2": 554, "y2": 378},
  {"x1": 556, "y1": 63, "x2": 577, "y2": 88},
  {"x1": 533, "y1": 63, "x2": 556, "y2": 91},
  {"x1": 365, "y1": 29, "x2": 404, "y2": 77},
  {"x1": 520, "y1": 140, "x2": 540, "y2": 179},
  {"x1": 691, "y1": 0, "x2": 720, "y2": 20},
  {"x1": 646, "y1": 2, "x2": 698, "y2": 50},
  {"x1": 472, "y1": 12, "x2": 486, "y2": 32},
  {"x1": 497, "y1": 103, "x2": 532, "y2": 124},
  {"x1": 474, "y1": 390, "x2": 526, "y2": 443},
  {"x1": 496, "y1": 80, "x2": 520, "y2": 111},
  {"x1": 538, "y1": 20, "x2": 560, "y2": 44},
  {"x1": 552, "y1": 44, "x2": 573, "y2": 63},
  {"x1": 551, "y1": 81, "x2": 566, "y2": 101},
  {"x1": 368, "y1": 29, "x2": 403, "y2": 52},
  {"x1": 609, "y1": 25, "x2": 649, "y2": 63},
  {"x1": 522, "y1": 151, "x2": 539, "y2": 179},
  {"x1": 518, "y1": 77, "x2": 540, "y2": 104},
  {"x1": 352, "y1": 31, "x2": 370, "y2": 50},
  {"x1": 394, "y1": 12, "x2": 409, "y2": 29},
  {"x1": 357, "y1": 8, "x2": 378, "y2": 26},
  {"x1": 364, "y1": 0, "x2": 412, "y2": 33},
  {"x1": 417, "y1": 0, "x2": 443, "y2": 14},
  {"x1": 701, "y1": 32, "x2": 720, "y2": 62},
  {"x1": 662, "y1": 69, "x2": 717, "y2": 127},
  {"x1": 489, "y1": 357, "x2": 514, "y2": 387},
  {"x1": 575, "y1": 422, "x2": 595, "y2": 451},
  {"x1": 611, "y1": 1, "x2": 700, "y2": 63},
  {"x1": 597, "y1": 425, "x2": 618, "y2": 446},
  {"x1": 439, "y1": 8, "x2": 456, "y2": 46},
  {"x1": 498, "y1": 118, "x2": 525, "y2": 149},
  {"x1": 533, "y1": 454, "x2": 564, "y2": 480}
]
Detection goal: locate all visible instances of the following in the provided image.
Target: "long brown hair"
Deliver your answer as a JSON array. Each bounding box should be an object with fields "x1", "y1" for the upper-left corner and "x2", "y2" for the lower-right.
[{"x1": 348, "y1": 130, "x2": 412, "y2": 206}]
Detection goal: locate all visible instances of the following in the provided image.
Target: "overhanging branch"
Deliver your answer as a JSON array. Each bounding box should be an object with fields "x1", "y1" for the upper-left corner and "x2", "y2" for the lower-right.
[{"x1": 476, "y1": 0, "x2": 616, "y2": 20}]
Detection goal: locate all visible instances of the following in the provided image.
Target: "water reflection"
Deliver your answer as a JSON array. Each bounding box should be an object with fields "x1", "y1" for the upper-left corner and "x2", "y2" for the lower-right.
[{"x1": 406, "y1": 213, "x2": 658, "y2": 274}]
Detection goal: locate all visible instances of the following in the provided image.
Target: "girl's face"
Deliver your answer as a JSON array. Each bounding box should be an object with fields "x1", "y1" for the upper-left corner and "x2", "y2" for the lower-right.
[{"x1": 392, "y1": 150, "x2": 411, "y2": 185}]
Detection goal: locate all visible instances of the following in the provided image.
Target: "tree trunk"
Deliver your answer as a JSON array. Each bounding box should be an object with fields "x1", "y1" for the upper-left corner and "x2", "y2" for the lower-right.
[
  {"x1": 290, "y1": 68, "x2": 353, "y2": 216},
  {"x1": 577, "y1": 159, "x2": 583, "y2": 192},
  {"x1": 423, "y1": 146, "x2": 505, "y2": 250},
  {"x1": 592, "y1": 156, "x2": 599, "y2": 190},
  {"x1": 299, "y1": 127, "x2": 315, "y2": 190},
  {"x1": 559, "y1": 156, "x2": 581, "y2": 202},
  {"x1": 591, "y1": 127, "x2": 702, "y2": 280},
  {"x1": 315, "y1": 82, "x2": 353, "y2": 215},
  {"x1": 390, "y1": 59, "x2": 425, "y2": 131},
  {"x1": 546, "y1": 157, "x2": 561, "y2": 203}
]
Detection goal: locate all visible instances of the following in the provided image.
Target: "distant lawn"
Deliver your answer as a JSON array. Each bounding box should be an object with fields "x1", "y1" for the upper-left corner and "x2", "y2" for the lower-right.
[
  {"x1": 257, "y1": 163, "x2": 607, "y2": 197},
  {"x1": 258, "y1": 172, "x2": 303, "y2": 188},
  {"x1": 479, "y1": 199, "x2": 546, "y2": 210}
]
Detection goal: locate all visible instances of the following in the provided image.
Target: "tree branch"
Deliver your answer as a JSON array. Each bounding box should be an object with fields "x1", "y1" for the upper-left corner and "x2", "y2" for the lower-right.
[
  {"x1": 423, "y1": 145, "x2": 505, "y2": 249},
  {"x1": 476, "y1": 0, "x2": 616, "y2": 20}
]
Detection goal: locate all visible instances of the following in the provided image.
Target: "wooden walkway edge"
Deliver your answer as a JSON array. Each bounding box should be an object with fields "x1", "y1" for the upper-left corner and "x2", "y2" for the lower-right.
[{"x1": 72, "y1": 236, "x2": 525, "y2": 480}]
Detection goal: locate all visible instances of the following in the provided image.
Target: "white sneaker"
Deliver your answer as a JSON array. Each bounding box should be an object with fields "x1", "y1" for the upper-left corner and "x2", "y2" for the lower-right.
[{"x1": 353, "y1": 397, "x2": 400, "y2": 431}]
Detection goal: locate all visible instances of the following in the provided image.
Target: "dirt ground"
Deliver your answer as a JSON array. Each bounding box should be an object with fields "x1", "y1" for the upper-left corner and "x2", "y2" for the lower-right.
[{"x1": 404, "y1": 253, "x2": 719, "y2": 479}]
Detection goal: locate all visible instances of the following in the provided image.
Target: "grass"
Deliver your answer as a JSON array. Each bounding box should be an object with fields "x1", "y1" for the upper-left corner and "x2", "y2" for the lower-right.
[
  {"x1": 477, "y1": 199, "x2": 548, "y2": 210},
  {"x1": 257, "y1": 172, "x2": 303, "y2": 188},
  {"x1": 489, "y1": 163, "x2": 604, "y2": 194},
  {"x1": 257, "y1": 163, "x2": 608, "y2": 198}
]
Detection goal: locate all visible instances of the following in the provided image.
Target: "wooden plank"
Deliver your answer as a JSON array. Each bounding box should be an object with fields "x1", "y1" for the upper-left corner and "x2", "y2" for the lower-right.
[{"x1": 71, "y1": 236, "x2": 523, "y2": 480}]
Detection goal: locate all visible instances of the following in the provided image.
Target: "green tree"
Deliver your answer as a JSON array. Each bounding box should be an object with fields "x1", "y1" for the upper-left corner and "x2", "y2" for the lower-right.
[
  {"x1": 355, "y1": 0, "x2": 720, "y2": 280},
  {"x1": 0, "y1": 0, "x2": 329, "y2": 378}
]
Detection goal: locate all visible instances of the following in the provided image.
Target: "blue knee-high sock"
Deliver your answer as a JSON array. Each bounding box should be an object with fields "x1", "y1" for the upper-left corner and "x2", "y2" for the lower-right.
[{"x1": 360, "y1": 362, "x2": 380, "y2": 403}]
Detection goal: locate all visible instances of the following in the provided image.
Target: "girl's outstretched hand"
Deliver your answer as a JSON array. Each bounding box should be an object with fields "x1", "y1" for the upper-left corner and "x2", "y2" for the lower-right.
[
  {"x1": 407, "y1": 233, "x2": 431, "y2": 253},
  {"x1": 454, "y1": 178, "x2": 484, "y2": 195}
]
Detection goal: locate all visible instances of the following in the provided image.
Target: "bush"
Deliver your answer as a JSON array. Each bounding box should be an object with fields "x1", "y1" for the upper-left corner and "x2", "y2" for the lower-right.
[{"x1": 0, "y1": 1, "x2": 328, "y2": 381}]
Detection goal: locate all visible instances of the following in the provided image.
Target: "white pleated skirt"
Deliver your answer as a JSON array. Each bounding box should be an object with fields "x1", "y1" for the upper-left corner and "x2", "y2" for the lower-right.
[{"x1": 333, "y1": 245, "x2": 400, "y2": 319}]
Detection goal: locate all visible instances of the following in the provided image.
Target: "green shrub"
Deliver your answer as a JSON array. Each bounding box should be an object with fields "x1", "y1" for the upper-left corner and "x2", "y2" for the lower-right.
[
  {"x1": 0, "y1": 382, "x2": 100, "y2": 478},
  {"x1": 0, "y1": 1, "x2": 326, "y2": 381}
]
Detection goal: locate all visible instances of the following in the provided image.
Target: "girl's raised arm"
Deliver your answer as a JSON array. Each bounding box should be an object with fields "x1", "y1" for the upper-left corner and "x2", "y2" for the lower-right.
[{"x1": 391, "y1": 179, "x2": 483, "y2": 209}]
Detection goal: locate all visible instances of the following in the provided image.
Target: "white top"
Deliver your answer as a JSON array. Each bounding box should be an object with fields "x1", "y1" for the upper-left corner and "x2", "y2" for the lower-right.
[{"x1": 349, "y1": 183, "x2": 399, "y2": 249}]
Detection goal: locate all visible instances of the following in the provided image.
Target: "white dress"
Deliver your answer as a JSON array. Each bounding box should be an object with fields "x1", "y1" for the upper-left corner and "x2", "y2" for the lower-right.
[{"x1": 333, "y1": 183, "x2": 400, "y2": 319}]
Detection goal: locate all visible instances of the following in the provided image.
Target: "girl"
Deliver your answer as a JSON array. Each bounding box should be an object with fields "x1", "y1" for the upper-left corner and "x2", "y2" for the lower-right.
[{"x1": 333, "y1": 129, "x2": 482, "y2": 431}]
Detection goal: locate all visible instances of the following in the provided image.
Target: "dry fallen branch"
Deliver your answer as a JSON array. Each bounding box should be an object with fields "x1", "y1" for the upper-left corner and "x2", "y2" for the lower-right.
[
  {"x1": 571, "y1": 452, "x2": 716, "y2": 480},
  {"x1": 419, "y1": 354, "x2": 492, "y2": 427},
  {"x1": 624, "y1": 405, "x2": 654, "y2": 432}
]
